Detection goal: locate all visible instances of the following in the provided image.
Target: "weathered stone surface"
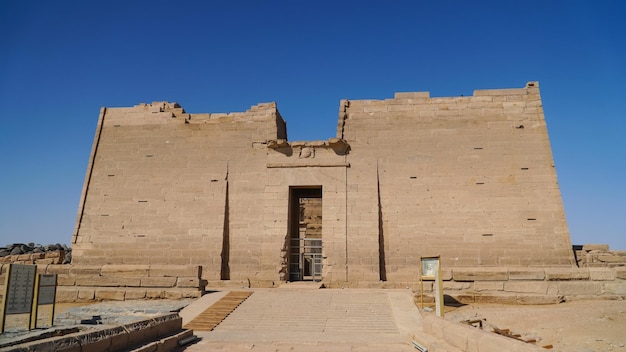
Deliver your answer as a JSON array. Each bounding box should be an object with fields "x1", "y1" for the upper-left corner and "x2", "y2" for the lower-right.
[
  {"x1": 453, "y1": 268, "x2": 508, "y2": 282},
  {"x1": 545, "y1": 268, "x2": 590, "y2": 280},
  {"x1": 597, "y1": 255, "x2": 626, "y2": 263},
  {"x1": 504, "y1": 282, "x2": 549, "y2": 294},
  {"x1": 558, "y1": 282, "x2": 603, "y2": 295},
  {"x1": 474, "y1": 294, "x2": 518, "y2": 304},
  {"x1": 149, "y1": 265, "x2": 201, "y2": 278},
  {"x1": 589, "y1": 268, "x2": 616, "y2": 281},
  {"x1": 603, "y1": 282, "x2": 626, "y2": 296},
  {"x1": 77, "y1": 289, "x2": 95, "y2": 301},
  {"x1": 101, "y1": 264, "x2": 150, "y2": 277},
  {"x1": 56, "y1": 287, "x2": 78, "y2": 302},
  {"x1": 141, "y1": 276, "x2": 177, "y2": 287},
  {"x1": 616, "y1": 268, "x2": 626, "y2": 279},
  {"x1": 508, "y1": 268, "x2": 545, "y2": 280},
  {"x1": 473, "y1": 281, "x2": 504, "y2": 291},
  {"x1": 442, "y1": 281, "x2": 471, "y2": 290},
  {"x1": 516, "y1": 295, "x2": 563, "y2": 305},
  {"x1": 124, "y1": 289, "x2": 147, "y2": 300},
  {"x1": 176, "y1": 277, "x2": 204, "y2": 288},
  {"x1": 74, "y1": 275, "x2": 141, "y2": 287},
  {"x1": 69, "y1": 265, "x2": 103, "y2": 276},
  {"x1": 95, "y1": 289, "x2": 126, "y2": 301},
  {"x1": 583, "y1": 244, "x2": 610, "y2": 251}
]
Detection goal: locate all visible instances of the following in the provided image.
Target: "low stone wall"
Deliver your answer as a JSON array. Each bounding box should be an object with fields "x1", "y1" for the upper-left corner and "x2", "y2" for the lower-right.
[
  {"x1": 0, "y1": 264, "x2": 206, "y2": 303},
  {"x1": 0, "y1": 243, "x2": 71, "y2": 264},
  {"x1": 0, "y1": 250, "x2": 66, "y2": 265},
  {"x1": 574, "y1": 244, "x2": 626, "y2": 267},
  {"x1": 416, "y1": 266, "x2": 626, "y2": 304},
  {"x1": 0, "y1": 313, "x2": 190, "y2": 352},
  {"x1": 422, "y1": 315, "x2": 544, "y2": 351}
]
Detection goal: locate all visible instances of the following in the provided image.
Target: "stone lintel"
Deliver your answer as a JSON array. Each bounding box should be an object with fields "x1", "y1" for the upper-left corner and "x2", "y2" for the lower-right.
[{"x1": 267, "y1": 138, "x2": 350, "y2": 155}]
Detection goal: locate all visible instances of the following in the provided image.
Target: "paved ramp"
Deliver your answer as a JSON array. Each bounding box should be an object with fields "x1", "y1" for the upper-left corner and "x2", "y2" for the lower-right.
[
  {"x1": 178, "y1": 288, "x2": 443, "y2": 351},
  {"x1": 183, "y1": 291, "x2": 252, "y2": 331}
]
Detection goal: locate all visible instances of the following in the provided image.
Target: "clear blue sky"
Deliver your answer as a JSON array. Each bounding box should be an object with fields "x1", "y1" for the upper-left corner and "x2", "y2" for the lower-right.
[{"x1": 1, "y1": 1, "x2": 624, "y2": 249}]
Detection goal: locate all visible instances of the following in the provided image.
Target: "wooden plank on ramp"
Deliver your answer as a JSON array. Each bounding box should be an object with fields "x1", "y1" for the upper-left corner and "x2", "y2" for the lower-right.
[{"x1": 183, "y1": 291, "x2": 252, "y2": 331}]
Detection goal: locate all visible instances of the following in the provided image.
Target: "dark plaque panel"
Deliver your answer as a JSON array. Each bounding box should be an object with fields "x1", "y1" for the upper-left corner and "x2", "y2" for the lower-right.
[
  {"x1": 37, "y1": 275, "x2": 57, "y2": 305},
  {"x1": 5, "y1": 265, "x2": 36, "y2": 315}
]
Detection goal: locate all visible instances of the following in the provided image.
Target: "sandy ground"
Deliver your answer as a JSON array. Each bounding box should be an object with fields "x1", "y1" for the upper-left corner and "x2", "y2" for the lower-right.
[{"x1": 440, "y1": 299, "x2": 626, "y2": 352}]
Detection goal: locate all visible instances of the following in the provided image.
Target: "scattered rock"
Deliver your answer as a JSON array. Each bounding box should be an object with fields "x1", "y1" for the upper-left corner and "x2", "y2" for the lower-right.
[{"x1": 0, "y1": 242, "x2": 72, "y2": 264}]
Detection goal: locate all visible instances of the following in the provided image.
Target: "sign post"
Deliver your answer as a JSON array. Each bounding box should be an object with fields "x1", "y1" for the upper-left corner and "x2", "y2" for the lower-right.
[
  {"x1": 30, "y1": 274, "x2": 58, "y2": 329},
  {"x1": 419, "y1": 256, "x2": 443, "y2": 317},
  {"x1": 1, "y1": 264, "x2": 37, "y2": 333}
]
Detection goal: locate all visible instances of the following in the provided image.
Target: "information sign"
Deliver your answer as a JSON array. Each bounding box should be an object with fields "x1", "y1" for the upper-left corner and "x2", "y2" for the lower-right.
[{"x1": 5, "y1": 264, "x2": 36, "y2": 314}]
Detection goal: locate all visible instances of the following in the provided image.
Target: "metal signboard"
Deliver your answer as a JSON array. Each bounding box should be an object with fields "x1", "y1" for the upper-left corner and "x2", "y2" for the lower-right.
[{"x1": 4, "y1": 264, "x2": 36, "y2": 314}]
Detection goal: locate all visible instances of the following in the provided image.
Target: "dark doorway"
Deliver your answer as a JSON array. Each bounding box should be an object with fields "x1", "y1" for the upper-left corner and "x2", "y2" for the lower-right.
[{"x1": 288, "y1": 187, "x2": 322, "y2": 281}]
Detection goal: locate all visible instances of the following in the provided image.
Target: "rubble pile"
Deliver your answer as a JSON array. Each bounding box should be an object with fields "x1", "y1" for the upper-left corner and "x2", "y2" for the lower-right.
[
  {"x1": 574, "y1": 244, "x2": 626, "y2": 267},
  {"x1": 0, "y1": 242, "x2": 71, "y2": 264}
]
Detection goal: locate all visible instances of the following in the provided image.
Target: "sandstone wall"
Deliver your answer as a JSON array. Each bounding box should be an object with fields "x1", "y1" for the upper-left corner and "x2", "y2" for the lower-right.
[
  {"x1": 341, "y1": 82, "x2": 574, "y2": 283},
  {"x1": 72, "y1": 102, "x2": 284, "y2": 284},
  {"x1": 72, "y1": 82, "x2": 575, "y2": 287}
]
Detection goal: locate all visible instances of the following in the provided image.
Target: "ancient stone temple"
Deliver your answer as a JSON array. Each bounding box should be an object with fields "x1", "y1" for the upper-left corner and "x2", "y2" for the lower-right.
[{"x1": 71, "y1": 82, "x2": 575, "y2": 287}]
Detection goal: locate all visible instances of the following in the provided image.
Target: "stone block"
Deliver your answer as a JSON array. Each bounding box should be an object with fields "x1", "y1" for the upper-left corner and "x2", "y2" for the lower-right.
[
  {"x1": 57, "y1": 275, "x2": 76, "y2": 286},
  {"x1": 516, "y1": 295, "x2": 563, "y2": 305},
  {"x1": 603, "y1": 282, "x2": 626, "y2": 296},
  {"x1": 17, "y1": 254, "x2": 32, "y2": 261},
  {"x1": 589, "y1": 268, "x2": 616, "y2": 281},
  {"x1": 160, "y1": 330, "x2": 193, "y2": 351},
  {"x1": 545, "y1": 268, "x2": 589, "y2": 280},
  {"x1": 146, "y1": 290, "x2": 166, "y2": 299},
  {"x1": 176, "y1": 277, "x2": 203, "y2": 288},
  {"x1": 452, "y1": 268, "x2": 508, "y2": 281},
  {"x1": 149, "y1": 265, "x2": 201, "y2": 278},
  {"x1": 394, "y1": 92, "x2": 430, "y2": 99},
  {"x1": 474, "y1": 294, "x2": 518, "y2": 304},
  {"x1": 558, "y1": 282, "x2": 602, "y2": 295},
  {"x1": 100, "y1": 264, "x2": 150, "y2": 277},
  {"x1": 508, "y1": 268, "x2": 545, "y2": 280},
  {"x1": 140, "y1": 276, "x2": 177, "y2": 287},
  {"x1": 110, "y1": 331, "x2": 130, "y2": 352},
  {"x1": 124, "y1": 289, "x2": 147, "y2": 300},
  {"x1": 597, "y1": 255, "x2": 626, "y2": 263},
  {"x1": 56, "y1": 288, "x2": 78, "y2": 303},
  {"x1": 504, "y1": 282, "x2": 549, "y2": 294},
  {"x1": 165, "y1": 290, "x2": 183, "y2": 299},
  {"x1": 95, "y1": 289, "x2": 126, "y2": 301},
  {"x1": 77, "y1": 289, "x2": 95, "y2": 301},
  {"x1": 442, "y1": 281, "x2": 471, "y2": 290},
  {"x1": 45, "y1": 265, "x2": 71, "y2": 275},
  {"x1": 69, "y1": 265, "x2": 103, "y2": 276},
  {"x1": 34, "y1": 258, "x2": 56, "y2": 265},
  {"x1": 583, "y1": 244, "x2": 610, "y2": 251},
  {"x1": 473, "y1": 281, "x2": 504, "y2": 291},
  {"x1": 75, "y1": 275, "x2": 141, "y2": 287},
  {"x1": 616, "y1": 268, "x2": 626, "y2": 279}
]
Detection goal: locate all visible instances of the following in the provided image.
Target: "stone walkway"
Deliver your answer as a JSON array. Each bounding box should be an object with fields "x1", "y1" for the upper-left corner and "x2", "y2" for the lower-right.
[{"x1": 178, "y1": 289, "x2": 452, "y2": 351}]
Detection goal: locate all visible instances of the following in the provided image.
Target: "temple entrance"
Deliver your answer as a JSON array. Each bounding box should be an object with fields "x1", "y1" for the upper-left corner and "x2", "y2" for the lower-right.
[{"x1": 288, "y1": 187, "x2": 322, "y2": 282}]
